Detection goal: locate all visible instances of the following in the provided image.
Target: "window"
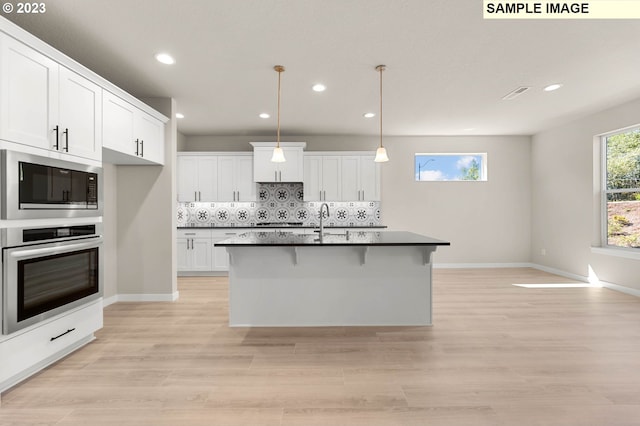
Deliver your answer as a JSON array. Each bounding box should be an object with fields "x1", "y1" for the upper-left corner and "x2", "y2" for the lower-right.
[
  {"x1": 603, "y1": 128, "x2": 640, "y2": 249},
  {"x1": 415, "y1": 153, "x2": 487, "y2": 181}
]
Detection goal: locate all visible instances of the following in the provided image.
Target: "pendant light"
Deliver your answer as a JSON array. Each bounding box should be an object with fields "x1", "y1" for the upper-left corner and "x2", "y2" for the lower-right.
[
  {"x1": 271, "y1": 65, "x2": 286, "y2": 163},
  {"x1": 374, "y1": 64, "x2": 390, "y2": 163}
]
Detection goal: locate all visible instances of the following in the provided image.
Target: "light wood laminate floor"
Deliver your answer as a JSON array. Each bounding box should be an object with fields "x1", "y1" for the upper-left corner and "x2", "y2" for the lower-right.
[{"x1": 1, "y1": 268, "x2": 640, "y2": 425}]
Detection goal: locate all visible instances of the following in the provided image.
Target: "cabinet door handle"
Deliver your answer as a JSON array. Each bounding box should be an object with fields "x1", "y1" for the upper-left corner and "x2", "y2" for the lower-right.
[
  {"x1": 63, "y1": 128, "x2": 69, "y2": 152},
  {"x1": 198, "y1": 191, "x2": 201, "y2": 201},
  {"x1": 324, "y1": 190, "x2": 326, "y2": 200},
  {"x1": 53, "y1": 125, "x2": 59, "y2": 150},
  {"x1": 135, "y1": 139, "x2": 139, "y2": 156},
  {"x1": 279, "y1": 171, "x2": 282, "y2": 181},
  {"x1": 51, "y1": 328, "x2": 75, "y2": 341},
  {"x1": 194, "y1": 191, "x2": 197, "y2": 201},
  {"x1": 140, "y1": 140, "x2": 144, "y2": 157},
  {"x1": 362, "y1": 190, "x2": 365, "y2": 200}
]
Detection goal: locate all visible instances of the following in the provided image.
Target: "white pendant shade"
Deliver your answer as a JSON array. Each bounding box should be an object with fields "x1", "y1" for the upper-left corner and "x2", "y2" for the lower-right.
[
  {"x1": 374, "y1": 146, "x2": 389, "y2": 162},
  {"x1": 271, "y1": 146, "x2": 286, "y2": 162}
]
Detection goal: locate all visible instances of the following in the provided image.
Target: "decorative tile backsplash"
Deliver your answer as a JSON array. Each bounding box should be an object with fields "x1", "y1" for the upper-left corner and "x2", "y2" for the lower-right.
[{"x1": 177, "y1": 183, "x2": 382, "y2": 227}]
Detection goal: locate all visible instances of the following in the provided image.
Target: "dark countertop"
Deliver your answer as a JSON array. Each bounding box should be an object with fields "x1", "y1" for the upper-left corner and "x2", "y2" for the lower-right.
[
  {"x1": 177, "y1": 225, "x2": 388, "y2": 230},
  {"x1": 216, "y1": 231, "x2": 450, "y2": 247}
]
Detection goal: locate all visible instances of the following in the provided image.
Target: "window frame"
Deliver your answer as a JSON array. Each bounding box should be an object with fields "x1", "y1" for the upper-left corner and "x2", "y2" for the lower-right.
[
  {"x1": 601, "y1": 127, "x2": 640, "y2": 251},
  {"x1": 414, "y1": 153, "x2": 488, "y2": 182}
]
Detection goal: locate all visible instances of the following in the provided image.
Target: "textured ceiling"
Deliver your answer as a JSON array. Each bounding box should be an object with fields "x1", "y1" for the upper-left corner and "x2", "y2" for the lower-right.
[{"x1": 6, "y1": 0, "x2": 640, "y2": 137}]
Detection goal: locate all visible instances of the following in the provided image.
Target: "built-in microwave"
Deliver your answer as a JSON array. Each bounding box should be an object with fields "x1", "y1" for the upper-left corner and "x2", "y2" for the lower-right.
[{"x1": 1, "y1": 150, "x2": 102, "y2": 219}]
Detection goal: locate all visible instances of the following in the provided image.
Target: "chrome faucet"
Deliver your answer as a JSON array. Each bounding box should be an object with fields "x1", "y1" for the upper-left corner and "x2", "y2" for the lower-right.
[{"x1": 318, "y1": 202, "x2": 330, "y2": 239}]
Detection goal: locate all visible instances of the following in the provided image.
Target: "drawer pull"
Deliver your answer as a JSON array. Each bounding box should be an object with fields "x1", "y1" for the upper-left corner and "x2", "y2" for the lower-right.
[{"x1": 51, "y1": 328, "x2": 76, "y2": 342}]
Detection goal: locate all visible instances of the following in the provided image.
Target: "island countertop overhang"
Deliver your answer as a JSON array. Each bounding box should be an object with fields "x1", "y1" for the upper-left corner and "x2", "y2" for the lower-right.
[{"x1": 216, "y1": 231, "x2": 450, "y2": 247}]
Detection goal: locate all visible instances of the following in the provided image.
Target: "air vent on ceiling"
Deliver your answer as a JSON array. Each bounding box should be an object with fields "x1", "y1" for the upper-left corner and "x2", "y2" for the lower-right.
[{"x1": 502, "y1": 86, "x2": 531, "y2": 100}]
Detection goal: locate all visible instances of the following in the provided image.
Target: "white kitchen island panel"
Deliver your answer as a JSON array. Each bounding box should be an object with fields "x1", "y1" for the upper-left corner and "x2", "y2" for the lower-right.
[{"x1": 220, "y1": 231, "x2": 449, "y2": 327}]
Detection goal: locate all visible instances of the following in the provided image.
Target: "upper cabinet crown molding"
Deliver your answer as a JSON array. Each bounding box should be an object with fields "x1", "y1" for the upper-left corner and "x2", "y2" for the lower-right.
[{"x1": 249, "y1": 142, "x2": 307, "y2": 149}]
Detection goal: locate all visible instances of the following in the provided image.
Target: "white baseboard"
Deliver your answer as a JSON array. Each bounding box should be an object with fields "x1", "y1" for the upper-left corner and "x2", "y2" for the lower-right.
[
  {"x1": 102, "y1": 295, "x2": 119, "y2": 307},
  {"x1": 102, "y1": 291, "x2": 179, "y2": 306},
  {"x1": 599, "y1": 281, "x2": 640, "y2": 298},
  {"x1": 527, "y1": 263, "x2": 590, "y2": 283}
]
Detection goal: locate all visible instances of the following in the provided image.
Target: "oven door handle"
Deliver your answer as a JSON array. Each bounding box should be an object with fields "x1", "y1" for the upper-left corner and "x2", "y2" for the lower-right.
[{"x1": 8, "y1": 238, "x2": 103, "y2": 259}]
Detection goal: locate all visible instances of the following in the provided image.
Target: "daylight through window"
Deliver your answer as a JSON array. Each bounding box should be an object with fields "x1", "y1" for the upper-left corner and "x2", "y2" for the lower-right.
[
  {"x1": 603, "y1": 128, "x2": 640, "y2": 249},
  {"x1": 415, "y1": 153, "x2": 487, "y2": 181}
]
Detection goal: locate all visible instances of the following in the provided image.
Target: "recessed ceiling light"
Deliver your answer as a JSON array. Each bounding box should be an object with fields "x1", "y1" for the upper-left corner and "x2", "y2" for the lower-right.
[
  {"x1": 259, "y1": 113, "x2": 270, "y2": 119},
  {"x1": 312, "y1": 84, "x2": 326, "y2": 92},
  {"x1": 155, "y1": 53, "x2": 175, "y2": 65},
  {"x1": 543, "y1": 83, "x2": 563, "y2": 92},
  {"x1": 175, "y1": 113, "x2": 184, "y2": 119},
  {"x1": 363, "y1": 112, "x2": 375, "y2": 118}
]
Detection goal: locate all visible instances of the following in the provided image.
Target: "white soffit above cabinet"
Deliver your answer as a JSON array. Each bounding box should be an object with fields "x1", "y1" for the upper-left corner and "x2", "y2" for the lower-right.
[{"x1": 6, "y1": 1, "x2": 640, "y2": 137}]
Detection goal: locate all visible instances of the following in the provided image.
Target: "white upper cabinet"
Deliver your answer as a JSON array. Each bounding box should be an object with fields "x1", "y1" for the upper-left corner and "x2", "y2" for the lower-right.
[
  {"x1": 340, "y1": 155, "x2": 381, "y2": 201},
  {"x1": 178, "y1": 153, "x2": 256, "y2": 202},
  {"x1": 58, "y1": 67, "x2": 102, "y2": 161},
  {"x1": 250, "y1": 142, "x2": 305, "y2": 182},
  {"x1": 102, "y1": 91, "x2": 165, "y2": 165},
  {"x1": 217, "y1": 154, "x2": 255, "y2": 202},
  {"x1": 303, "y1": 155, "x2": 341, "y2": 201},
  {"x1": 0, "y1": 36, "x2": 101, "y2": 161},
  {"x1": 0, "y1": 35, "x2": 57, "y2": 150},
  {"x1": 177, "y1": 155, "x2": 218, "y2": 202}
]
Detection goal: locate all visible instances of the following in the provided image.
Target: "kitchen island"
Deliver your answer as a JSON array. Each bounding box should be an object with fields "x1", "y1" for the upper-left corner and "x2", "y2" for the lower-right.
[{"x1": 217, "y1": 231, "x2": 450, "y2": 327}]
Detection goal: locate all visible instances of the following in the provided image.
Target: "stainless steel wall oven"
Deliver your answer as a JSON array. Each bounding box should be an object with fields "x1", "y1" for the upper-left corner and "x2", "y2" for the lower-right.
[
  {"x1": 1, "y1": 150, "x2": 102, "y2": 219},
  {"x1": 1, "y1": 224, "x2": 103, "y2": 334}
]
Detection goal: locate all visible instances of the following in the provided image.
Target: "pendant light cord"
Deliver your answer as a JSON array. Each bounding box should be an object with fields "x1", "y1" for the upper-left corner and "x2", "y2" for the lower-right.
[
  {"x1": 379, "y1": 66, "x2": 383, "y2": 149},
  {"x1": 275, "y1": 65, "x2": 285, "y2": 149},
  {"x1": 376, "y1": 65, "x2": 385, "y2": 149}
]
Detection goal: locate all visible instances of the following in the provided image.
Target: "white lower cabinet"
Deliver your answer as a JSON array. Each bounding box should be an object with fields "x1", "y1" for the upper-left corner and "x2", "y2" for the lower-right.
[
  {"x1": 0, "y1": 300, "x2": 102, "y2": 392},
  {"x1": 178, "y1": 229, "x2": 249, "y2": 273},
  {"x1": 177, "y1": 229, "x2": 212, "y2": 272}
]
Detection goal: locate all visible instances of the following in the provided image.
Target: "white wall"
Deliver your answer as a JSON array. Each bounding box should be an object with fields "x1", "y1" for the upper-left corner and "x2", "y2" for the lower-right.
[
  {"x1": 532, "y1": 97, "x2": 640, "y2": 291},
  {"x1": 382, "y1": 135, "x2": 531, "y2": 264},
  {"x1": 115, "y1": 98, "x2": 177, "y2": 298},
  {"x1": 102, "y1": 162, "x2": 118, "y2": 299},
  {"x1": 183, "y1": 134, "x2": 532, "y2": 264}
]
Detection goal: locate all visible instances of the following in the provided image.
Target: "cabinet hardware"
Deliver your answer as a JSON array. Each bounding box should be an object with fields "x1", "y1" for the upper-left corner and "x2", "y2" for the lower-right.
[
  {"x1": 135, "y1": 139, "x2": 139, "y2": 156},
  {"x1": 194, "y1": 191, "x2": 197, "y2": 201},
  {"x1": 140, "y1": 139, "x2": 144, "y2": 157},
  {"x1": 63, "y1": 128, "x2": 69, "y2": 152},
  {"x1": 50, "y1": 328, "x2": 75, "y2": 341},
  {"x1": 362, "y1": 190, "x2": 365, "y2": 200},
  {"x1": 275, "y1": 171, "x2": 277, "y2": 181},
  {"x1": 53, "y1": 125, "x2": 59, "y2": 150},
  {"x1": 324, "y1": 190, "x2": 326, "y2": 200},
  {"x1": 279, "y1": 171, "x2": 282, "y2": 181}
]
